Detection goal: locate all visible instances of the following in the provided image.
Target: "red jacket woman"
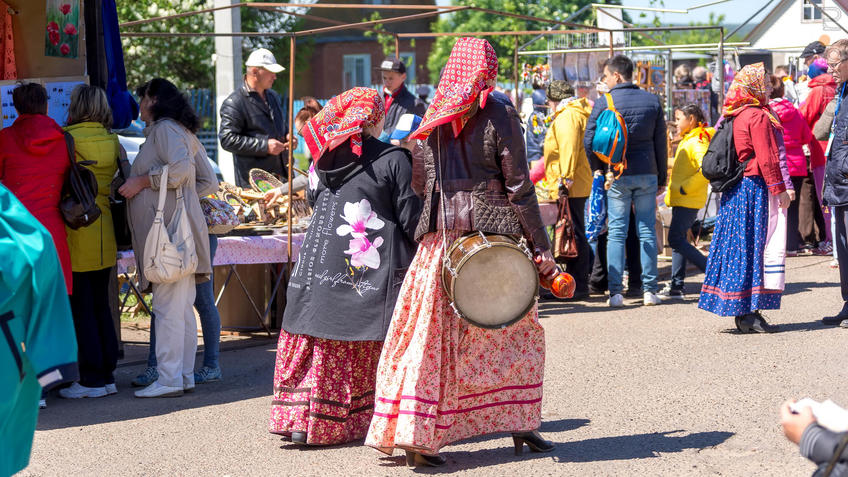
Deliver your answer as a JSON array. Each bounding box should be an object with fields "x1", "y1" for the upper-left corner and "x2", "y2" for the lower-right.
[{"x1": 0, "y1": 97, "x2": 72, "y2": 294}]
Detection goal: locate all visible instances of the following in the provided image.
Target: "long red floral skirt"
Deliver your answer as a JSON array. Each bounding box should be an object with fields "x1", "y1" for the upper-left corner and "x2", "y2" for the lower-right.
[
  {"x1": 269, "y1": 330, "x2": 382, "y2": 445},
  {"x1": 364, "y1": 230, "x2": 546, "y2": 455}
]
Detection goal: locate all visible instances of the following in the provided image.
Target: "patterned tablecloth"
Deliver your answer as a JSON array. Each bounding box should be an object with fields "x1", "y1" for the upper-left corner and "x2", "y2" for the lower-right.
[{"x1": 116, "y1": 233, "x2": 306, "y2": 275}]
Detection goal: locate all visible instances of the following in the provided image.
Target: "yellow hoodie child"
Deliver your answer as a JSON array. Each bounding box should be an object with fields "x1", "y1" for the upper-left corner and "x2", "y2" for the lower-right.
[{"x1": 665, "y1": 125, "x2": 714, "y2": 210}]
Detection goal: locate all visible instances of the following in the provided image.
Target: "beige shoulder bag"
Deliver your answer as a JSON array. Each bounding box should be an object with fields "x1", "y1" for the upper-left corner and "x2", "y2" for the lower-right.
[{"x1": 143, "y1": 164, "x2": 198, "y2": 283}]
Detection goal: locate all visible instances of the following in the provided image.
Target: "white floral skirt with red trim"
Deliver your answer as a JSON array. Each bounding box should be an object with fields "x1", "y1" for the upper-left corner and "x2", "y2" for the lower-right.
[{"x1": 364, "y1": 230, "x2": 545, "y2": 455}]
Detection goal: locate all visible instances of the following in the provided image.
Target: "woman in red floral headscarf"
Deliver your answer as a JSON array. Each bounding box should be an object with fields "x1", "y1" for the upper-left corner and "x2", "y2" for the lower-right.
[
  {"x1": 268, "y1": 87, "x2": 421, "y2": 446},
  {"x1": 365, "y1": 37, "x2": 557, "y2": 466},
  {"x1": 698, "y1": 62, "x2": 791, "y2": 332}
]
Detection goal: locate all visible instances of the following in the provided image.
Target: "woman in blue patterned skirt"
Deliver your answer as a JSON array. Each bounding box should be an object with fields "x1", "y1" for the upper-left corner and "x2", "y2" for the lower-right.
[{"x1": 698, "y1": 63, "x2": 792, "y2": 332}]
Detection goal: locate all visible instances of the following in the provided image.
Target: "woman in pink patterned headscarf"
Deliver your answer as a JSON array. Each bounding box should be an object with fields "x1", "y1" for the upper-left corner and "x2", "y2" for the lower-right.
[
  {"x1": 268, "y1": 87, "x2": 422, "y2": 446},
  {"x1": 365, "y1": 37, "x2": 556, "y2": 467}
]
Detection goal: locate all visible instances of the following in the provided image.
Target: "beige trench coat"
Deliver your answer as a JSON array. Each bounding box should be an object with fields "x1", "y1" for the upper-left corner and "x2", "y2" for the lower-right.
[{"x1": 128, "y1": 118, "x2": 219, "y2": 289}]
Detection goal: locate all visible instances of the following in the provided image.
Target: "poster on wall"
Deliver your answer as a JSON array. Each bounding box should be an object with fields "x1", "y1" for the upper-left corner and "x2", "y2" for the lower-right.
[
  {"x1": 45, "y1": 0, "x2": 80, "y2": 59},
  {"x1": 46, "y1": 81, "x2": 84, "y2": 126},
  {"x1": 1, "y1": 85, "x2": 17, "y2": 128}
]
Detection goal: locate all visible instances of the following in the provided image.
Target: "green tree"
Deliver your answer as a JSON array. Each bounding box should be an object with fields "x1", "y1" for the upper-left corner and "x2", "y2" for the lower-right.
[
  {"x1": 118, "y1": 0, "x2": 215, "y2": 91},
  {"x1": 117, "y1": 1, "x2": 310, "y2": 94},
  {"x1": 240, "y1": 5, "x2": 314, "y2": 96},
  {"x1": 425, "y1": 0, "x2": 622, "y2": 84}
]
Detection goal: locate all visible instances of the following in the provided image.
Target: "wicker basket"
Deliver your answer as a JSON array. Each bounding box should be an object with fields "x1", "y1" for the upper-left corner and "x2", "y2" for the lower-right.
[{"x1": 249, "y1": 168, "x2": 284, "y2": 193}]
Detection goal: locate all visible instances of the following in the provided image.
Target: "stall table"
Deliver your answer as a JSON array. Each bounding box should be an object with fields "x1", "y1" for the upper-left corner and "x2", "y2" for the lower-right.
[{"x1": 117, "y1": 233, "x2": 305, "y2": 335}]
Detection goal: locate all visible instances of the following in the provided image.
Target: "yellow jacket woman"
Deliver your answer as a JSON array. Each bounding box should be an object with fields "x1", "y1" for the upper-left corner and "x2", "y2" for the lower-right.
[
  {"x1": 664, "y1": 123, "x2": 713, "y2": 210},
  {"x1": 541, "y1": 96, "x2": 594, "y2": 200},
  {"x1": 538, "y1": 80, "x2": 593, "y2": 298},
  {"x1": 58, "y1": 85, "x2": 123, "y2": 400},
  {"x1": 64, "y1": 121, "x2": 120, "y2": 272}
]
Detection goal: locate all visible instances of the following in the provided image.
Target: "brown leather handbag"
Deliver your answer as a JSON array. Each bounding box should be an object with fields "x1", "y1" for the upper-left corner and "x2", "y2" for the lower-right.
[{"x1": 553, "y1": 181, "x2": 579, "y2": 260}]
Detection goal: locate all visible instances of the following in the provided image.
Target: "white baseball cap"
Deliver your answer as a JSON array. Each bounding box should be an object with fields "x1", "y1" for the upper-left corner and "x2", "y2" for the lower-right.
[{"x1": 245, "y1": 48, "x2": 285, "y2": 73}]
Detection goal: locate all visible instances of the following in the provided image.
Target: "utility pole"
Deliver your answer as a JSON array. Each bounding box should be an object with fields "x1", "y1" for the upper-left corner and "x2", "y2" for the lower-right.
[{"x1": 214, "y1": 0, "x2": 241, "y2": 184}]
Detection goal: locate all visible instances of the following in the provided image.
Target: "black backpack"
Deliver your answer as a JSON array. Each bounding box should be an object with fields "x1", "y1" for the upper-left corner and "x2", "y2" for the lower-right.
[
  {"x1": 60, "y1": 132, "x2": 101, "y2": 229},
  {"x1": 700, "y1": 117, "x2": 751, "y2": 192}
]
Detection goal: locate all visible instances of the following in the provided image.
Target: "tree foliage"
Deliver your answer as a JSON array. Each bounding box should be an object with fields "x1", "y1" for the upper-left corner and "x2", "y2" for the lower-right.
[
  {"x1": 425, "y1": 0, "x2": 622, "y2": 84},
  {"x1": 118, "y1": 0, "x2": 215, "y2": 91},
  {"x1": 117, "y1": 1, "x2": 310, "y2": 95},
  {"x1": 239, "y1": 6, "x2": 313, "y2": 97},
  {"x1": 632, "y1": 1, "x2": 743, "y2": 48}
]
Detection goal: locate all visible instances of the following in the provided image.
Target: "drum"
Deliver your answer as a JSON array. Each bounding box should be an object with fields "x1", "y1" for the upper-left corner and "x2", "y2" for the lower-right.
[{"x1": 441, "y1": 232, "x2": 539, "y2": 329}]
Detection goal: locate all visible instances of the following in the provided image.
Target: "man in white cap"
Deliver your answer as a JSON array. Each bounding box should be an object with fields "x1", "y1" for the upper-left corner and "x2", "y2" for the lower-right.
[{"x1": 219, "y1": 48, "x2": 302, "y2": 190}]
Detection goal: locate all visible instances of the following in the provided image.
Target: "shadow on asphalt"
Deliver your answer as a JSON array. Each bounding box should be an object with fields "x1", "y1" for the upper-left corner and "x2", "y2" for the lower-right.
[
  {"x1": 36, "y1": 346, "x2": 278, "y2": 431},
  {"x1": 719, "y1": 320, "x2": 835, "y2": 334},
  {"x1": 375, "y1": 429, "x2": 733, "y2": 471},
  {"x1": 782, "y1": 281, "x2": 840, "y2": 297}
]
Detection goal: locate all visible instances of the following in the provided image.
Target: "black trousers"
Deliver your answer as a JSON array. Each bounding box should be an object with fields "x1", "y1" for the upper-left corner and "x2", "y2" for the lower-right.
[
  {"x1": 69, "y1": 268, "x2": 119, "y2": 388},
  {"x1": 589, "y1": 208, "x2": 642, "y2": 292},
  {"x1": 561, "y1": 197, "x2": 591, "y2": 294},
  {"x1": 799, "y1": 173, "x2": 826, "y2": 245},
  {"x1": 788, "y1": 174, "x2": 826, "y2": 250}
]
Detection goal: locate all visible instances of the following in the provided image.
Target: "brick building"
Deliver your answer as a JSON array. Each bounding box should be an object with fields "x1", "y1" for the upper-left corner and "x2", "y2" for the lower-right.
[{"x1": 294, "y1": 0, "x2": 436, "y2": 98}]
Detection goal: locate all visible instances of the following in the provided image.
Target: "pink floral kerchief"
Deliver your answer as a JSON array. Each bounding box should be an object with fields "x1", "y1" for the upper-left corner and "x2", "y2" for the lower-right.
[{"x1": 302, "y1": 87, "x2": 385, "y2": 162}]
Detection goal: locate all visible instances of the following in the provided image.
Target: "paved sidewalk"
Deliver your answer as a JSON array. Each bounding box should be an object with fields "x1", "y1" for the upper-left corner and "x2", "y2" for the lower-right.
[{"x1": 21, "y1": 255, "x2": 845, "y2": 476}]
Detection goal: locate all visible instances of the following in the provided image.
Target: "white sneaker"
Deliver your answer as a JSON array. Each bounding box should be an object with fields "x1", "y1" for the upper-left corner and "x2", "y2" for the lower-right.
[
  {"x1": 134, "y1": 381, "x2": 184, "y2": 398},
  {"x1": 608, "y1": 294, "x2": 624, "y2": 307},
  {"x1": 643, "y1": 292, "x2": 662, "y2": 306},
  {"x1": 105, "y1": 383, "x2": 118, "y2": 395},
  {"x1": 59, "y1": 382, "x2": 107, "y2": 399},
  {"x1": 183, "y1": 377, "x2": 195, "y2": 393}
]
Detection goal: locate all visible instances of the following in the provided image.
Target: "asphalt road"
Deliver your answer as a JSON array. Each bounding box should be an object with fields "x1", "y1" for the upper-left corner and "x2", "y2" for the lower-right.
[{"x1": 20, "y1": 255, "x2": 848, "y2": 476}]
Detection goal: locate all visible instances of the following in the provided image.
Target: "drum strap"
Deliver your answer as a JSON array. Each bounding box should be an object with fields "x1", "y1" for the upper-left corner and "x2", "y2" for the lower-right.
[{"x1": 436, "y1": 133, "x2": 451, "y2": 259}]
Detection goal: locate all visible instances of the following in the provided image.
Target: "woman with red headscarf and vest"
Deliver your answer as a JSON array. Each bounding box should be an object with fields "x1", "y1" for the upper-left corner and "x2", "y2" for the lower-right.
[
  {"x1": 365, "y1": 37, "x2": 557, "y2": 467},
  {"x1": 698, "y1": 63, "x2": 791, "y2": 333},
  {"x1": 268, "y1": 87, "x2": 421, "y2": 446}
]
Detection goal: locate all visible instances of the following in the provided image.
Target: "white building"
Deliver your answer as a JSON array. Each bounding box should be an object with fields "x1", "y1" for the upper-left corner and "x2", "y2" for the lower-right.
[{"x1": 746, "y1": 0, "x2": 848, "y2": 65}]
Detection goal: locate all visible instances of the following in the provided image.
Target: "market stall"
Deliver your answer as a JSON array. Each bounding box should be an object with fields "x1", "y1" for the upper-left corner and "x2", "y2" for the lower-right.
[{"x1": 116, "y1": 233, "x2": 305, "y2": 334}]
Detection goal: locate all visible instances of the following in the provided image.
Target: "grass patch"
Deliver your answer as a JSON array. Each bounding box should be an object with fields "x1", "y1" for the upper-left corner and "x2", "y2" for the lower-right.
[{"x1": 120, "y1": 292, "x2": 153, "y2": 322}]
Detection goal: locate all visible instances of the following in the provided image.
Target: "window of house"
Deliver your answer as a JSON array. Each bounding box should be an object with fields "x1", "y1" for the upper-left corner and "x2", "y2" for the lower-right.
[
  {"x1": 343, "y1": 54, "x2": 371, "y2": 90},
  {"x1": 803, "y1": 0, "x2": 823, "y2": 21},
  {"x1": 399, "y1": 52, "x2": 416, "y2": 84}
]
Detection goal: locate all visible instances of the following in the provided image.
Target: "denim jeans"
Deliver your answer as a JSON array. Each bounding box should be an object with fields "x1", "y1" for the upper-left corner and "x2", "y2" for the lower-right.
[
  {"x1": 606, "y1": 174, "x2": 659, "y2": 295},
  {"x1": 667, "y1": 206, "x2": 707, "y2": 290},
  {"x1": 589, "y1": 210, "x2": 643, "y2": 293},
  {"x1": 148, "y1": 235, "x2": 221, "y2": 369}
]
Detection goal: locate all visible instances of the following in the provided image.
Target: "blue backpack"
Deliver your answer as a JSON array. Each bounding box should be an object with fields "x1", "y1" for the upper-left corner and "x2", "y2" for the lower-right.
[{"x1": 591, "y1": 93, "x2": 628, "y2": 177}]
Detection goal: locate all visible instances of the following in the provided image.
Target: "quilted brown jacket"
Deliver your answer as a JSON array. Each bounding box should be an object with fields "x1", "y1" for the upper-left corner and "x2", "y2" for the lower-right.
[{"x1": 411, "y1": 91, "x2": 551, "y2": 252}]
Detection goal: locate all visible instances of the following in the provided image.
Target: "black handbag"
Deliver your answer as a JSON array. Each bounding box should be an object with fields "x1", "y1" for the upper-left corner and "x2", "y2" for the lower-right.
[
  {"x1": 60, "y1": 132, "x2": 101, "y2": 229},
  {"x1": 109, "y1": 157, "x2": 133, "y2": 250}
]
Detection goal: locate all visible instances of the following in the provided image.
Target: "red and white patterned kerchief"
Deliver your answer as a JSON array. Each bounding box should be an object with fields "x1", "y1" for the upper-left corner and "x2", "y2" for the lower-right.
[
  {"x1": 410, "y1": 37, "x2": 498, "y2": 140},
  {"x1": 302, "y1": 87, "x2": 385, "y2": 162},
  {"x1": 723, "y1": 62, "x2": 782, "y2": 129}
]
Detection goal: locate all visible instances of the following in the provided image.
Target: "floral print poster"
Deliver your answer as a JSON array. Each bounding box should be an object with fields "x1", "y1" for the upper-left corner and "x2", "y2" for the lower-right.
[{"x1": 44, "y1": 0, "x2": 80, "y2": 59}]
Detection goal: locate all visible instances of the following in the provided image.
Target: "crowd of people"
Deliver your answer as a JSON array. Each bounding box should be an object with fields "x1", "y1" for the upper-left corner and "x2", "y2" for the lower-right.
[{"x1": 5, "y1": 34, "x2": 848, "y2": 473}]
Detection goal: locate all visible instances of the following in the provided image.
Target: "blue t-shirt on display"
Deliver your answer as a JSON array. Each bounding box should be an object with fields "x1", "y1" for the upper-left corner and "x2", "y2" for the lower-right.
[{"x1": 0, "y1": 183, "x2": 78, "y2": 476}]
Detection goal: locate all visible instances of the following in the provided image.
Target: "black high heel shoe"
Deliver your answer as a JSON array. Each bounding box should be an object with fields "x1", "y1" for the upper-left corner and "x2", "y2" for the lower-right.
[
  {"x1": 405, "y1": 450, "x2": 446, "y2": 467},
  {"x1": 511, "y1": 430, "x2": 554, "y2": 455}
]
